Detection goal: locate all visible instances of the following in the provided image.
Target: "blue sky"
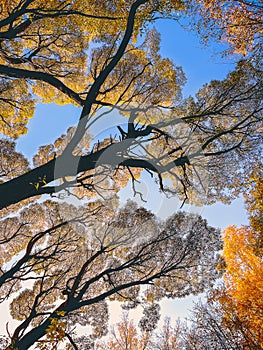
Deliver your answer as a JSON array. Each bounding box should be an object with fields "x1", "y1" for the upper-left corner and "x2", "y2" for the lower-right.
[{"x1": 156, "y1": 18, "x2": 236, "y2": 97}]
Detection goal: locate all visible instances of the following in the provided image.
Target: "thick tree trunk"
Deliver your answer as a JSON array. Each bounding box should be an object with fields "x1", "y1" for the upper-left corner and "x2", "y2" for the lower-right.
[
  {"x1": 0, "y1": 143, "x2": 189, "y2": 210},
  {"x1": 0, "y1": 151, "x2": 105, "y2": 210}
]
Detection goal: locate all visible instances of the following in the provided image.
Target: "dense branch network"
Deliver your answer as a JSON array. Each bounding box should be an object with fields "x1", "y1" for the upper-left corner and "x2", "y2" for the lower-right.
[
  {"x1": 1, "y1": 201, "x2": 221, "y2": 349},
  {"x1": 0, "y1": 1, "x2": 262, "y2": 349},
  {"x1": 0, "y1": 1, "x2": 261, "y2": 209}
]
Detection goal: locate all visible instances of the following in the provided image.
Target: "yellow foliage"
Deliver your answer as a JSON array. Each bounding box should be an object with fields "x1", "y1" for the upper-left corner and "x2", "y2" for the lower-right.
[
  {"x1": 193, "y1": 0, "x2": 262, "y2": 55},
  {"x1": 221, "y1": 226, "x2": 263, "y2": 345},
  {"x1": 0, "y1": 79, "x2": 35, "y2": 138},
  {"x1": 41, "y1": 317, "x2": 67, "y2": 350},
  {"x1": 245, "y1": 165, "x2": 263, "y2": 255},
  {"x1": 0, "y1": 0, "x2": 186, "y2": 138},
  {"x1": 56, "y1": 310, "x2": 66, "y2": 317}
]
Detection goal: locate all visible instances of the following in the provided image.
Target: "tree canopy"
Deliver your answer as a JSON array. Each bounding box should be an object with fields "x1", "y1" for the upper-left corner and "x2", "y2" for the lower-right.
[
  {"x1": 99, "y1": 214, "x2": 263, "y2": 349},
  {"x1": 0, "y1": 0, "x2": 262, "y2": 349},
  {"x1": 0, "y1": 0, "x2": 262, "y2": 209},
  {"x1": 189, "y1": 0, "x2": 263, "y2": 56},
  {"x1": 0, "y1": 201, "x2": 222, "y2": 349}
]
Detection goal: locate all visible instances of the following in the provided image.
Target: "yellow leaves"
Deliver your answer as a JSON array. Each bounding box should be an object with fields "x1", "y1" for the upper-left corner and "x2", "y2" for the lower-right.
[
  {"x1": 56, "y1": 310, "x2": 66, "y2": 316},
  {"x1": 221, "y1": 225, "x2": 263, "y2": 342},
  {"x1": 0, "y1": 79, "x2": 35, "y2": 138},
  {"x1": 10, "y1": 288, "x2": 36, "y2": 321},
  {"x1": 222, "y1": 226, "x2": 261, "y2": 279},
  {"x1": 89, "y1": 28, "x2": 184, "y2": 110},
  {"x1": 0, "y1": 0, "x2": 122, "y2": 113},
  {"x1": 0, "y1": 0, "x2": 187, "y2": 137},
  {"x1": 0, "y1": 139, "x2": 30, "y2": 181},
  {"x1": 245, "y1": 165, "x2": 263, "y2": 255},
  {"x1": 31, "y1": 82, "x2": 74, "y2": 106},
  {"x1": 192, "y1": 0, "x2": 262, "y2": 56},
  {"x1": 102, "y1": 314, "x2": 141, "y2": 350},
  {"x1": 5, "y1": 338, "x2": 19, "y2": 350},
  {"x1": 30, "y1": 176, "x2": 47, "y2": 191},
  {"x1": 113, "y1": 166, "x2": 142, "y2": 188},
  {"x1": 42, "y1": 316, "x2": 67, "y2": 350},
  {"x1": 46, "y1": 317, "x2": 66, "y2": 336}
]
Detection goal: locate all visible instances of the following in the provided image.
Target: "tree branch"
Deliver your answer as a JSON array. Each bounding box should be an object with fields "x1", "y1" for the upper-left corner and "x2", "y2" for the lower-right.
[{"x1": 0, "y1": 64, "x2": 84, "y2": 106}]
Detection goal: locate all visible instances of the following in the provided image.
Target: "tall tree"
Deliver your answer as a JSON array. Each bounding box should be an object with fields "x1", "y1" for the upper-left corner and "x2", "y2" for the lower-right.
[
  {"x1": 182, "y1": 300, "x2": 260, "y2": 350},
  {"x1": 0, "y1": 1, "x2": 262, "y2": 349},
  {"x1": 150, "y1": 317, "x2": 181, "y2": 350},
  {"x1": 189, "y1": 0, "x2": 263, "y2": 56},
  {"x1": 0, "y1": 202, "x2": 222, "y2": 349},
  {"x1": 0, "y1": 0, "x2": 262, "y2": 209},
  {"x1": 220, "y1": 225, "x2": 263, "y2": 347},
  {"x1": 179, "y1": 225, "x2": 263, "y2": 350},
  {"x1": 97, "y1": 312, "x2": 150, "y2": 350},
  {"x1": 98, "y1": 314, "x2": 182, "y2": 350},
  {"x1": 245, "y1": 164, "x2": 263, "y2": 255}
]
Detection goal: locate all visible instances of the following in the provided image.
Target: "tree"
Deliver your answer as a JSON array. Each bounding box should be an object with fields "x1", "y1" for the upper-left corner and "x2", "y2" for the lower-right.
[
  {"x1": 0, "y1": 201, "x2": 222, "y2": 349},
  {"x1": 245, "y1": 164, "x2": 263, "y2": 255},
  {"x1": 102, "y1": 298, "x2": 263, "y2": 350},
  {"x1": 97, "y1": 311, "x2": 150, "y2": 350},
  {"x1": 220, "y1": 225, "x2": 263, "y2": 347},
  {"x1": 0, "y1": 1, "x2": 262, "y2": 349},
  {"x1": 189, "y1": 0, "x2": 263, "y2": 56},
  {"x1": 0, "y1": 1, "x2": 262, "y2": 209},
  {"x1": 98, "y1": 314, "x2": 182, "y2": 350},
  {"x1": 181, "y1": 300, "x2": 259, "y2": 350},
  {"x1": 150, "y1": 317, "x2": 182, "y2": 350},
  {"x1": 179, "y1": 224, "x2": 263, "y2": 350},
  {"x1": 0, "y1": 0, "x2": 184, "y2": 139}
]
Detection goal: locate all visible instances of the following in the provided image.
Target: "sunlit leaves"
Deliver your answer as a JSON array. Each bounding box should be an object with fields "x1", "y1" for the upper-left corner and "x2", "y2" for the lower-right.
[
  {"x1": 39, "y1": 316, "x2": 67, "y2": 350},
  {"x1": 0, "y1": 1, "x2": 262, "y2": 349},
  {"x1": 88, "y1": 30, "x2": 185, "y2": 111},
  {"x1": 187, "y1": 224, "x2": 263, "y2": 348},
  {"x1": 0, "y1": 0, "x2": 186, "y2": 137},
  {"x1": 33, "y1": 126, "x2": 93, "y2": 167},
  {"x1": 221, "y1": 225, "x2": 263, "y2": 345},
  {"x1": 0, "y1": 79, "x2": 35, "y2": 138},
  {"x1": 245, "y1": 164, "x2": 263, "y2": 255},
  {"x1": 99, "y1": 313, "x2": 183, "y2": 350},
  {"x1": 0, "y1": 0, "x2": 261, "y2": 210},
  {"x1": 1, "y1": 200, "x2": 222, "y2": 349},
  {"x1": 190, "y1": 0, "x2": 263, "y2": 56},
  {"x1": 97, "y1": 312, "x2": 144, "y2": 350},
  {"x1": 0, "y1": 139, "x2": 29, "y2": 181},
  {"x1": 10, "y1": 288, "x2": 36, "y2": 321},
  {"x1": 139, "y1": 303, "x2": 160, "y2": 333}
]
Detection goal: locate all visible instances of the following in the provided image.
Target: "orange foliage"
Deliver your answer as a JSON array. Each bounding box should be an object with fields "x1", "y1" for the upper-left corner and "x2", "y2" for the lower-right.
[
  {"x1": 221, "y1": 225, "x2": 263, "y2": 346},
  {"x1": 193, "y1": 0, "x2": 263, "y2": 55},
  {"x1": 245, "y1": 166, "x2": 263, "y2": 255}
]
